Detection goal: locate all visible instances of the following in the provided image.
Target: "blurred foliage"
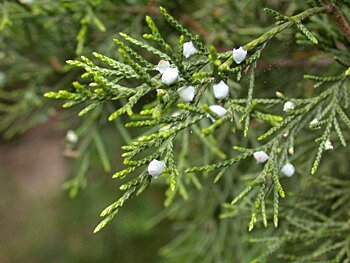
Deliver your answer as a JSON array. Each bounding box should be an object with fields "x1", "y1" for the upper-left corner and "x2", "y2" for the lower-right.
[
  {"x1": 1, "y1": 0, "x2": 350, "y2": 262},
  {"x1": 0, "y1": 165, "x2": 170, "y2": 262}
]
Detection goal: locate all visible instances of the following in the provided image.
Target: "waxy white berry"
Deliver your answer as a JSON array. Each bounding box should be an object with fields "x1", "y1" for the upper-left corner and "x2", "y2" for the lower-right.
[
  {"x1": 148, "y1": 159, "x2": 166, "y2": 178},
  {"x1": 155, "y1": 60, "x2": 170, "y2": 74},
  {"x1": 283, "y1": 101, "x2": 295, "y2": 112},
  {"x1": 66, "y1": 130, "x2": 78, "y2": 144},
  {"x1": 325, "y1": 139, "x2": 333, "y2": 150},
  {"x1": 183, "y1": 41, "x2": 197, "y2": 58},
  {"x1": 232, "y1": 46, "x2": 247, "y2": 64},
  {"x1": 309, "y1": 118, "x2": 321, "y2": 129},
  {"x1": 281, "y1": 163, "x2": 295, "y2": 177},
  {"x1": 213, "y1": 80, "x2": 229, "y2": 99},
  {"x1": 178, "y1": 86, "x2": 195, "y2": 102},
  {"x1": 310, "y1": 119, "x2": 318, "y2": 125},
  {"x1": 209, "y1": 105, "x2": 227, "y2": 118},
  {"x1": 162, "y1": 67, "x2": 179, "y2": 86},
  {"x1": 253, "y1": 151, "x2": 269, "y2": 163}
]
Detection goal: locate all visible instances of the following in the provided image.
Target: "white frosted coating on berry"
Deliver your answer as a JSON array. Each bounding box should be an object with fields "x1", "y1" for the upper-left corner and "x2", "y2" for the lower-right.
[
  {"x1": 66, "y1": 130, "x2": 78, "y2": 144},
  {"x1": 253, "y1": 151, "x2": 269, "y2": 163},
  {"x1": 178, "y1": 86, "x2": 195, "y2": 102},
  {"x1": 310, "y1": 119, "x2": 318, "y2": 125},
  {"x1": 155, "y1": 60, "x2": 170, "y2": 74},
  {"x1": 183, "y1": 41, "x2": 197, "y2": 58},
  {"x1": 162, "y1": 67, "x2": 179, "y2": 85},
  {"x1": 283, "y1": 101, "x2": 295, "y2": 111},
  {"x1": 281, "y1": 163, "x2": 295, "y2": 177},
  {"x1": 148, "y1": 159, "x2": 166, "y2": 178},
  {"x1": 232, "y1": 46, "x2": 247, "y2": 64},
  {"x1": 213, "y1": 80, "x2": 229, "y2": 99},
  {"x1": 209, "y1": 105, "x2": 227, "y2": 118},
  {"x1": 325, "y1": 139, "x2": 333, "y2": 150}
]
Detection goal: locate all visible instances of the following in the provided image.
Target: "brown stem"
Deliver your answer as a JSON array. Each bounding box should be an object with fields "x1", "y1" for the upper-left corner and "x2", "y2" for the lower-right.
[{"x1": 323, "y1": 1, "x2": 350, "y2": 44}]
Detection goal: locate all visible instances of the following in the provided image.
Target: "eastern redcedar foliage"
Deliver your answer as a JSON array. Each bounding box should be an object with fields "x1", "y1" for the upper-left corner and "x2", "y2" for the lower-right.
[{"x1": 3, "y1": 0, "x2": 350, "y2": 262}]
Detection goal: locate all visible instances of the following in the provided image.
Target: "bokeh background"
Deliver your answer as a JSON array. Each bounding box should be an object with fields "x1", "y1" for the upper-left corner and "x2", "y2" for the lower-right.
[{"x1": 0, "y1": 122, "x2": 171, "y2": 262}]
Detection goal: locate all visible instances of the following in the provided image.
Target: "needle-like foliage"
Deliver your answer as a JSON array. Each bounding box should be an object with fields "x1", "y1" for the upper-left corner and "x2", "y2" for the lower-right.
[{"x1": 7, "y1": 0, "x2": 350, "y2": 261}]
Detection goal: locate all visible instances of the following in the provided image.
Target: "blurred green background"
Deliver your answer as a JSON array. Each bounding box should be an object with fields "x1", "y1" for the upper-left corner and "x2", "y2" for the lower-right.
[{"x1": 0, "y1": 122, "x2": 171, "y2": 262}]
